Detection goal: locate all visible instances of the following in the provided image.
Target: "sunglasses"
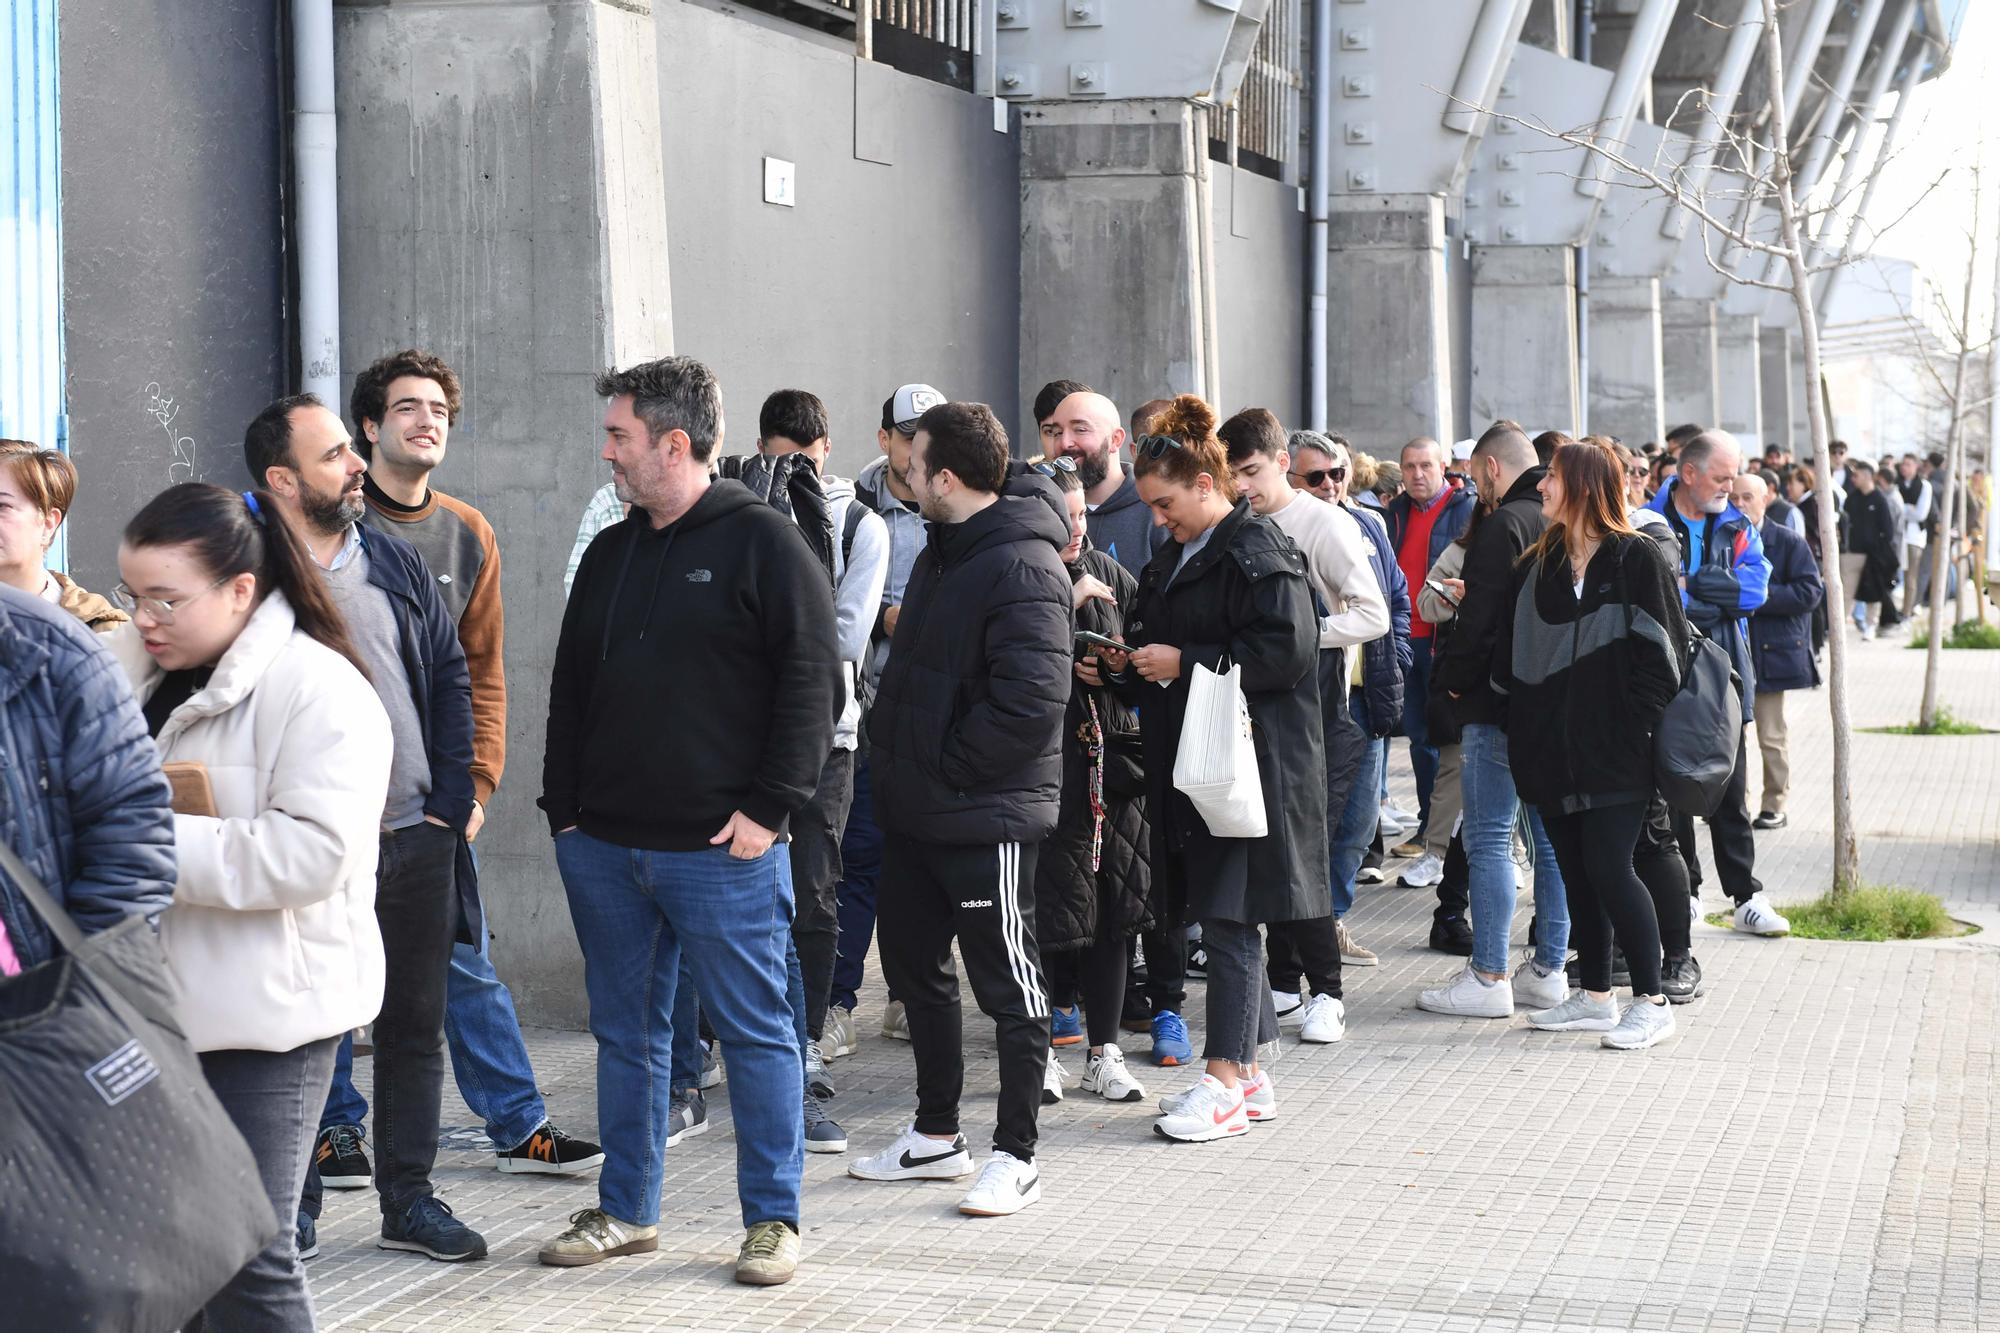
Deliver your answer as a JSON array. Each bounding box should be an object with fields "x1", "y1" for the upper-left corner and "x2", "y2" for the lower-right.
[
  {"x1": 1627, "y1": 465, "x2": 1649, "y2": 479},
  {"x1": 1030, "y1": 456, "x2": 1078, "y2": 478},
  {"x1": 1135, "y1": 434, "x2": 1184, "y2": 461},
  {"x1": 1290, "y1": 467, "x2": 1346, "y2": 487}
]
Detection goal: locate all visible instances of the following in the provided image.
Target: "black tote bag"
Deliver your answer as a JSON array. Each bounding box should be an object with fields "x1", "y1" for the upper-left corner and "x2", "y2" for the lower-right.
[{"x1": 0, "y1": 842, "x2": 278, "y2": 1333}]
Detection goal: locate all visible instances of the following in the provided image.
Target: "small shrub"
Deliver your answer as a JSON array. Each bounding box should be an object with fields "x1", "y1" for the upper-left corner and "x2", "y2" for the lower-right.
[
  {"x1": 1862, "y1": 706, "x2": 1993, "y2": 736},
  {"x1": 1703, "y1": 885, "x2": 1969, "y2": 940},
  {"x1": 1906, "y1": 620, "x2": 2000, "y2": 650}
]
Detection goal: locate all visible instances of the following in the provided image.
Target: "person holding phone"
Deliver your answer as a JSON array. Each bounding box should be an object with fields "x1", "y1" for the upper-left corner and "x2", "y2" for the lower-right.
[{"x1": 1095, "y1": 396, "x2": 1322, "y2": 1144}]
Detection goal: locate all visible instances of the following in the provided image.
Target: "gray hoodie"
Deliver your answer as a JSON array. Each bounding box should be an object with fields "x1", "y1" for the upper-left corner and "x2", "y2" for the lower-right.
[
  {"x1": 1087, "y1": 472, "x2": 1167, "y2": 580},
  {"x1": 854, "y1": 454, "x2": 931, "y2": 690}
]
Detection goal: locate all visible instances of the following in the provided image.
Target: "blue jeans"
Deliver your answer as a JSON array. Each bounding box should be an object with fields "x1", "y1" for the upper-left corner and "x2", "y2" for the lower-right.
[
  {"x1": 1331, "y1": 719, "x2": 1386, "y2": 919},
  {"x1": 1402, "y1": 636, "x2": 1439, "y2": 827},
  {"x1": 321, "y1": 909, "x2": 549, "y2": 1151},
  {"x1": 673, "y1": 934, "x2": 811, "y2": 1096},
  {"x1": 830, "y1": 754, "x2": 884, "y2": 1013},
  {"x1": 1461, "y1": 723, "x2": 1568, "y2": 976},
  {"x1": 557, "y1": 831, "x2": 801, "y2": 1229}
]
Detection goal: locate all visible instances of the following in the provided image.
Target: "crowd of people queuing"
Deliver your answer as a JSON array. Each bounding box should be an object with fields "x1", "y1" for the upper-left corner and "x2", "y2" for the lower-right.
[{"x1": 2, "y1": 344, "x2": 1982, "y2": 1320}]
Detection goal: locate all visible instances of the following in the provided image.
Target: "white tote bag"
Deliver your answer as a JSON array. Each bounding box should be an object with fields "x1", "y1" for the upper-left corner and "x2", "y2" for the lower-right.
[{"x1": 1171, "y1": 660, "x2": 1268, "y2": 838}]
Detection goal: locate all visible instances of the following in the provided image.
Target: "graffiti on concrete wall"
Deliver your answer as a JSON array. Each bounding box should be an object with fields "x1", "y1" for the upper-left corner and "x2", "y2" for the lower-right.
[{"x1": 144, "y1": 383, "x2": 199, "y2": 484}]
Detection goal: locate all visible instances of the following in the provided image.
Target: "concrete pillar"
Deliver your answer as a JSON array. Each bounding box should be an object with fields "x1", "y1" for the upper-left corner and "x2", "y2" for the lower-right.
[
  {"x1": 1468, "y1": 245, "x2": 1578, "y2": 435},
  {"x1": 1020, "y1": 100, "x2": 1216, "y2": 418},
  {"x1": 1661, "y1": 297, "x2": 1720, "y2": 434},
  {"x1": 1760, "y1": 324, "x2": 1797, "y2": 457},
  {"x1": 1327, "y1": 194, "x2": 1453, "y2": 446},
  {"x1": 1587, "y1": 276, "x2": 1665, "y2": 448},
  {"x1": 1716, "y1": 313, "x2": 1763, "y2": 442},
  {"x1": 335, "y1": 0, "x2": 673, "y2": 1027}
]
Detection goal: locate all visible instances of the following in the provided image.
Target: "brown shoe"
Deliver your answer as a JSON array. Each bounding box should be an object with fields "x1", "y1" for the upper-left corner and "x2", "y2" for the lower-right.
[
  {"x1": 1389, "y1": 839, "x2": 1425, "y2": 860},
  {"x1": 735, "y1": 1221, "x2": 800, "y2": 1285},
  {"x1": 538, "y1": 1208, "x2": 658, "y2": 1267}
]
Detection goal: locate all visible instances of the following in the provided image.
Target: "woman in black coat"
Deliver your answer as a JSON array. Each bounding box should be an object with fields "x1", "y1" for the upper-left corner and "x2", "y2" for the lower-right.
[
  {"x1": 1033, "y1": 462, "x2": 1154, "y2": 1104},
  {"x1": 1845, "y1": 464, "x2": 1900, "y2": 636},
  {"x1": 1096, "y1": 396, "x2": 1323, "y2": 1145}
]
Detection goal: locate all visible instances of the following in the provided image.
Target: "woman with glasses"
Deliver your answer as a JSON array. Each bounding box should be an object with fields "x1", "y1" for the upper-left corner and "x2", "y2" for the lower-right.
[
  {"x1": 1094, "y1": 396, "x2": 1323, "y2": 1143},
  {"x1": 0, "y1": 439, "x2": 127, "y2": 633},
  {"x1": 110, "y1": 483, "x2": 392, "y2": 1328}
]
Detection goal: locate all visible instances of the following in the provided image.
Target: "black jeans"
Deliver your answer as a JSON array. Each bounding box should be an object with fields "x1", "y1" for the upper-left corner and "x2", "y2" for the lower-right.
[
  {"x1": 1140, "y1": 925, "x2": 1188, "y2": 1014},
  {"x1": 790, "y1": 747, "x2": 855, "y2": 1042},
  {"x1": 878, "y1": 835, "x2": 1050, "y2": 1162},
  {"x1": 194, "y1": 1039, "x2": 339, "y2": 1332},
  {"x1": 1673, "y1": 724, "x2": 1762, "y2": 905},
  {"x1": 1435, "y1": 829, "x2": 1469, "y2": 923},
  {"x1": 1200, "y1": 918, "x2": 1279, "y2": 1066},
  {"x1": 1635, "y1": 794, "x2": 1692, "y2": 958},
  {"x1": 302, "y1": 821, "x2": 459, "y2": 1221},
  {"x1": 1542, "y1": 802, "x2": 1663, "y2": 996}
]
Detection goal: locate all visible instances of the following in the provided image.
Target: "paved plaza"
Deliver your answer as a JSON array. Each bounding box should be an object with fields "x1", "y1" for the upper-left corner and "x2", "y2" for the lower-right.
[{"x1": 311, "y1": 634, "x2": 2000, "y2": 1332}]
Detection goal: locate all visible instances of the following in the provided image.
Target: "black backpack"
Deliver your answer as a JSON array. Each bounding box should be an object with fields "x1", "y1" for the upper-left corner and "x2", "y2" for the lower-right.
[{"x1": 1617, "y1": 543, "x2": 1742, "y2": 815}]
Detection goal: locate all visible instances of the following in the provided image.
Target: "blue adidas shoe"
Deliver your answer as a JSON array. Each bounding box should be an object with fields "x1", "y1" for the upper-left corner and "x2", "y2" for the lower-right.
[
  {"x1": 1150, "y1": 1009, "x2": 1193, "y2": 1067},
  {"x1": 1049, "y1": 1005, "x2": 1084, "y2": 1047}
]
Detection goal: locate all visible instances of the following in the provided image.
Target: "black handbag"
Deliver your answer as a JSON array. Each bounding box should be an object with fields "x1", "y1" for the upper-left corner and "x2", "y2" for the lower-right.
[{"x1": 0, "y1": 841, "x2": 279, "y2": 1333}]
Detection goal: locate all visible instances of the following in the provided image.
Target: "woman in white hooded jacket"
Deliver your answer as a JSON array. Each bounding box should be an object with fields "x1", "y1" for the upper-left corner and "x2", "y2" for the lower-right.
[{"x1": 112, "y1": 482, "x2": 391, "y2": 1331}]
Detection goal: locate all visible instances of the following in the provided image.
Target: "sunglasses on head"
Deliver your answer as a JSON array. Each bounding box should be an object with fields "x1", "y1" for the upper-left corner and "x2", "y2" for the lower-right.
[
  {"x1": 1030, "y1": 456, "x2": 1078, "y2": 478},
  {"x1": 1291, "y1": 466, "x2": 1346, "y2": 487},
  {"x1": 1136, "y1": 434, "x2": 1184, "y2": 461}
]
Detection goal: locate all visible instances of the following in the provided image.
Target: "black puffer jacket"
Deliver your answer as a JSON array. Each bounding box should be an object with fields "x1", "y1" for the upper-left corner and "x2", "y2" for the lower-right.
[
  {"x1": 1434, "y1": 466, "x2": 1550, "y2": 728},
  {"x1": 868, "y1": 493, "x2": 1074, "y2": 844},
  {"x1": 1113, "y1": 500, "x2": 1325, "y2": 927},
  {"x1": 1035, "y1": 545, "x2": 1154, "y2": 952}
]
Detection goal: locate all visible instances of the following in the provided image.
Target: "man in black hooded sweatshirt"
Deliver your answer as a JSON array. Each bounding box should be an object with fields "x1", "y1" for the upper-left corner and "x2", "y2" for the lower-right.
[{"x1": 846, "y1": 401, "x2": 1074, "y2": 1219}]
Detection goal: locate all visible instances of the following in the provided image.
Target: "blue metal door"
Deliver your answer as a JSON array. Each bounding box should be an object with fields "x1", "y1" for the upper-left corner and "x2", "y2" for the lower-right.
[{"x1": 2, "y1": 0, "x2": 65, "y2": 567}]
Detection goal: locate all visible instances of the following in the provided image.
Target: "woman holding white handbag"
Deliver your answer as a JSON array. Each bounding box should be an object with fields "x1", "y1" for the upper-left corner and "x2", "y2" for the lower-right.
[{"x1": 1092, "y1": 396, "x2": 1323, "y2": 1145}]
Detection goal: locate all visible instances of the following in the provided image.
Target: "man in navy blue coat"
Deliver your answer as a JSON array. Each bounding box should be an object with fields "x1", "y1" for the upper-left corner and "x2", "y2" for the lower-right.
[{"x1": 1733, "y1": 475, "x2": 1822, "y2": 831}]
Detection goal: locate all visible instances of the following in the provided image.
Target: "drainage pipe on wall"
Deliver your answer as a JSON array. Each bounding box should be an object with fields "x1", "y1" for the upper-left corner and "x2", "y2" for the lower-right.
[
  {"x1": 1306, "y1": 0, "x2": 1331, "y2": 431},
  {"x1": 294, "y1": 0, "x2": 340, "y2": 402}
]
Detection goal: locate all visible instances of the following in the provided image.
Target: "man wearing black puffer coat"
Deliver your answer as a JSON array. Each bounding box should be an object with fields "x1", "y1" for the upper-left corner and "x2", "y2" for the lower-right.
[{"x1": 848, "y1": 402, "x2": 1074, "y2": 1219}]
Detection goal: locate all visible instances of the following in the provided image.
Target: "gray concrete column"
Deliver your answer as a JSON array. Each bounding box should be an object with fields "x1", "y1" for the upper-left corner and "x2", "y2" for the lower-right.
[
  {"x1": 1716, "y1": 313, "x2": 1762, "y2": 441},
  {"x1": 1661, "y1": 297, "x2": 1719, "y2": 434},
  {"x1": 1327, "y1": 194, "x2": 1453, "y2": 447},
  {"x1": 1760, "y1": 324, "x2": 1797, "y2": 456},
  {"x1": 1587, "y1": 276, "x2": 1665, "y2": 449},
  {"x1": 1469, "y1": 245, "x2": 1578, "y2": 435},
  {"x1": 1020, "y1": 100, "x2": 1215, "y2": 418},
  {"x1": 335, "y1": 0, "x2": 673, "y2": 1027}
]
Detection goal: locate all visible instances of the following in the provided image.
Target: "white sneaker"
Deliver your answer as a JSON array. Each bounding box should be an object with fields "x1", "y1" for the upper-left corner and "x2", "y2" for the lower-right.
[
  {"x1": 824, "y1": 1006, "x2": 858, "y2": 1060},
  {"x1": 1272, "y1": 987, "x2": 1307, "y2": 1027},
  {"x1": 1080, "y1": 1044, "x2": 1146, "y2": 1103},
  {"x1": 1603, "y1": 997, "x2": 1678, "y2": 1050},
  {"x1": 1298, "y1": 994, "x2": 1346, "y2": 1044},
  {"x1": 1733, "y1": 893, "x2": 1791, "y2": 937},
  {"x1": 1397, "y1": 853, "x2": 1444, "y2": 888},
  {"x1": 1526, "y1": 991, "x2": 1617, "y2": 1032},
  {"x1": 1511, "y1": 959, "x2": 1567, "y2": 1011},
  {"x1": 1041, "y1": 1053, "x2": 1068, "y2": 1105},
  {"x1": 1417, "y1": 965, "x2": 1513, "y2": 1019},
  {"x1": 1241, "y1": 1069, "x2": 1277, "y2": 1123},
  {"x1": 957, "y1": 1150, "x2": 1041, "y2": 1216},
  {"x1": 1152, "y1": 1074, "x2": 1250, "y2": 1143},
  {"x1": 881, "y1": 1000, "x2": 911, "y2": 1041},
  {"x1": 1379, "y1": 801, "x2": 1420, "y2": 835},
  {"x1": 1689, "y1": 894, "x2": 1703, "y2": 932},
  {"x1": 847, "y1": 1125, "x2": 975, "y2": 1181}
]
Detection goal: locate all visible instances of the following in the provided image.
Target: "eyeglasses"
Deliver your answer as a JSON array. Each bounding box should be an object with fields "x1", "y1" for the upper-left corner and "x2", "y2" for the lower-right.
[
  {"x1": 1135, "y1": 435, "x2": 1185, "y2": 461},
  {"x1": 1030, "y1": 456, "x2": 1078, "y2": 478},
  {"x1": 1627, "y1": 466, "x2": 1649, "y2": 479},
  {"x1": 112, "y1": 575, "x2": 230, "y2": 624},
  {"x1": 1290, "y1": 467, "x2": 1347, "y2": 487}
]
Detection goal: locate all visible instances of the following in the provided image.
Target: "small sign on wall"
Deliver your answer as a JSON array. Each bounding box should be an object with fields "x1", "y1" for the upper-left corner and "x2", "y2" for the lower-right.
[{"x1": 763, "y1": 157, "x2": 796, "y2": 208}]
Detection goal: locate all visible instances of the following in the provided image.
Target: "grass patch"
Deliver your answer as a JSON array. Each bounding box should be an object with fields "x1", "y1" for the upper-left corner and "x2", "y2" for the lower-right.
[
  {"x1": 1861, "y1": 706, "x2": 1994, "y2": 736},
  {"x1": 1907, "y1": 620, "x2": 2000, "y2": 650},
  {"x1": 1705, "y1": 886, "x2": 1975, "y2": 941}
]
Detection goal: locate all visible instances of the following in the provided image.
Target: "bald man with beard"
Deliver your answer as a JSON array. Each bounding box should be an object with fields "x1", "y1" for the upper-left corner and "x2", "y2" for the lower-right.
[{"x1": 1046, "y1": 391, "x2": 1167, "y2": 580}]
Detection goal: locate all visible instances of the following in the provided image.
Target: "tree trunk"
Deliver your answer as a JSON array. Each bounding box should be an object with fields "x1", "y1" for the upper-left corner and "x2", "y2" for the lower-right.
[
  {"x1": 1923, "y1": 163, "x2": 1979, "y2": 726},
  {"x1": 1761, "y1": 0, "x2": 1861, "y2": 896}
]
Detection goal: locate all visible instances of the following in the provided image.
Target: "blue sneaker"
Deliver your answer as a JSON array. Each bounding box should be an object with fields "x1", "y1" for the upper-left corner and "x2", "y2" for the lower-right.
[
  {"x1": 1150, "y1": 1009, "x2": 1192, "y2": 1067},
  {"x1": 1049, "y1": 1004, "x2": 1084, "y2": 1047},
  {"x1": 296, "y1": 1212, "x2": 319, "y2": 1262},
  {"x1": 378, "y1": 1196, "x2": 488, "y2": 1262}
]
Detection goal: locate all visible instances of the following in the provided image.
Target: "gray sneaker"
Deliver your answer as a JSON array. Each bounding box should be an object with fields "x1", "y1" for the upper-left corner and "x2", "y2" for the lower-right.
[
  {"x1": 667, "y1": 1088, "x2": 708, "y2": 1146},
  {"x1": 803, "y1": 1085, "x2": 847, "y2": 1153},
  {"x1": 825, "y1": 1005, "x2": 859, "y2": 1059},
  {"x1": 1603, "y1": 997, "x2": 1677, "y2": 1050},
  {"x1": 698, "y1": 1041, "x2": 723, "y2": 1089},
  {"x1": 805, "y1": 1040, "x2": 835, "y2": 1099},
  {"x1": 1526, "y1": 991, "x2": 1617, "y2": 1032}
]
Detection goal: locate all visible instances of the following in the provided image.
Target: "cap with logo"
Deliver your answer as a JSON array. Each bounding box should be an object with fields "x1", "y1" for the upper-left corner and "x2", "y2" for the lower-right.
[{"x1": 883, "y1": 384, "x2": 946, "y2": 435}]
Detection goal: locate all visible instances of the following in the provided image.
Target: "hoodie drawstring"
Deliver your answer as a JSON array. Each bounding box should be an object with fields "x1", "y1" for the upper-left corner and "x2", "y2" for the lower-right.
[{"x1": 599, "y1": 522, "x2": 680, "y2": 660}]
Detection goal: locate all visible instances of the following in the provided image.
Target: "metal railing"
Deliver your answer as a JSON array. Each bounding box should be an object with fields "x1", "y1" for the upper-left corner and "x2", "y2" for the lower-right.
[
  {"x1": 1216, "y1": 0, "x2": 1303, "y2": 178},
  {"x1": 825, "y1": 0, "x2": 981, "y2": 54}
]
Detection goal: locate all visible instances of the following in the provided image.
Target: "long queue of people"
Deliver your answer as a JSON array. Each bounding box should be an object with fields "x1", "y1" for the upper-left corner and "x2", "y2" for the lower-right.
[{"x1": 0, "y1": 350, "x2": 1831, "y2": 1322}]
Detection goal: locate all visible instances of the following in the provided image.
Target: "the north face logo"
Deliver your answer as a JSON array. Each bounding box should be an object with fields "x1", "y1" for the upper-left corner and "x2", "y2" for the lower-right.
[{"x1": 686, "y1": 569, "x2": 713, "y2": 583}]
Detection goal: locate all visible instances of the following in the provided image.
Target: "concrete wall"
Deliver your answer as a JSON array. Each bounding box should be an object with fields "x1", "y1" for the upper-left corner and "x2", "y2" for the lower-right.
[
  {"x1": 60, "y1": 0, "x2": 287, "y2": 587},
  {"x1": 1212, "y1": 163, "x2": 1305, "y2": 424}
]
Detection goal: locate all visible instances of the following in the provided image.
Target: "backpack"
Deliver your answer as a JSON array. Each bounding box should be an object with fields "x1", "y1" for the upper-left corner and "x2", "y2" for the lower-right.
[{"x1": 1617, "y1": 544, "x2": 1742, "y2": 816}]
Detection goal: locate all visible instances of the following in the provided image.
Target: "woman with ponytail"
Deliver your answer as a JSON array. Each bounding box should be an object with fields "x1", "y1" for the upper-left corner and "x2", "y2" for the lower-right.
[
  {"x1": 1094, "y1": 396, "x2": 1324, "y2": 1144},
  {"x1": 110, "y1": 482, "x2": 391, "y2": 1327}
]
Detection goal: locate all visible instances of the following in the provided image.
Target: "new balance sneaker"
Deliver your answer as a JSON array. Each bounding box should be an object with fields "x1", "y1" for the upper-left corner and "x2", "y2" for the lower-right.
[
  {"x1": 1186, "y1": 941, "x2": 1209, "y2": 976},
  {"x1": 496, "y1": 1121, "x2": 605, "y2": 1175},
  {"x1": 824, "y1": 1005, "x2": 859, "y2": 1060},
  {"x1": 1153, "y1": 1074, "x2": 1250, "y2": 1143},
  {"x1": 803, "y1": 1086, "x2": 847, "y2": 1154},
  {"x1": 1272, "y1": 987, "x2": 1307, "y2": 1027},
  {"x1": 314, "y1": 1124, "x2": 371, "y2": 1190},
  {"x1": 666, "y1": 1088, "x2": 708, "y2": 1147},
  {"x1": 958, "y1": 1151, "x2": 1041, "y2": 1216},
  {"x1": 1042, "y1": 1053, "x2": 1068, "y2": 1105},
  {"x1": 1398, "y1": 853, "x2": 1445, "y2": 888},
  {"x1": 1241, "y1": 1069, "x2": 1277, "y2": 1123},
  {"x1": 1661, "y1": 952, "x2": 1706, "y2": 1003},
  {"x1": 1603, "y1": 996, "x2": 1678, "y2": 1050},
  {"x1": 1080, "y1": 1043, "x2": 1146, "y2": 1102},
  {"x1": 296, "y1": 1213, "x2": 319, "y2": 1262},
  {"x1": 805, "y1": 1040, "x2": 836, "y2": 1100},
  {"x1": 538, "y1": 1207, "x2": 658, "y2": 1268},
  {"x1": 1150, "y1": 1009, "x2": 1194, "y2": 1066},
  {"x1": 379, "y1": 1196, "x2": 487, "y2": 1262},
  {"x1": 848, "y1": 1125, "x2": 976, "y2": 1181},
  {"x1": 1336, "y1": 920, "x2": 1378, "y2": 967},
  {"x1": 1525, "y1": 991, "x2": 1617, "y2": 1032},
  {"x1": 1417, "y1": 965, "x2": 1513, "y2": 1019},
  {"x1": 1511, "y1": 959, "x2": 1567, "y2": 1011},
  {"x1": 1733, "y1": 893, "x2": 1792, "y2": 937},
  {"x1": 881, "y1": 999, "x2": 912, "y2": 1041},
  {"x1": 1299, "y1": 994, "x2": 1346, "y2": 1044},
  {"x1": 1049, "y1": 1005, "x2": 1085, "y2": 1047},
  {"x1": 698, "y1": 1040, "x2": 724, "y2": 1090},
  {"x1": 735, "y1": 1221, "x2": 800, "y2": 1285}
]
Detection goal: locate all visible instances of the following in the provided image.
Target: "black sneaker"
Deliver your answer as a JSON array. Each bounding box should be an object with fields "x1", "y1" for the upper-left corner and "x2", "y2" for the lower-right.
[
  {"x1": 1661, "y1": 953, "x2": 1706, "y2": 1003},
  {"x1": 1752, "y1": 811, "x2": 1787, "y2": 830},
  {"x1": 296, "y1": 1213, "x2": 319, "y2": 1262},
  {"x1": 667, "y1": 1088, "x2": 708, "y2": 1147},
  {"x1": 1186, "y1": 941, "x2": 1209, "y2": 977},
  {"x1": 378, "y1": 1196, "x2": 488, "y2": 1262},
  {"x1": 1121, "y1": 988, "x2": 1152, "y2": 1033},
  {"x1": 1429, "y1": 914, "x2": 1474, "y2": 955},
  {"x1": 315, "y1": 1124, "x2": 372, "y2": 1190},
  {"x1": 1564, "y1": 951, "x2": 1632, "y2": 990},
  {"x1": 496, "y1": 1121, "x2": 606, "y2": 1175}
]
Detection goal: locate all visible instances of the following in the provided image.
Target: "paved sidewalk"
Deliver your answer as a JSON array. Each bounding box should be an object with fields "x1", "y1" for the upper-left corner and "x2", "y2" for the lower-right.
[{"x1": 310, "y1": 633, "x2": 1998, "y2": 1331}]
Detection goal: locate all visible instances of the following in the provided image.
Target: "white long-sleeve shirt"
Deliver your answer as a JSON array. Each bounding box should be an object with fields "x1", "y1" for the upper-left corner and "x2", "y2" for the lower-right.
[{"x1": 1265, "y1": 488, "x2": 1389, "y2": 680}]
